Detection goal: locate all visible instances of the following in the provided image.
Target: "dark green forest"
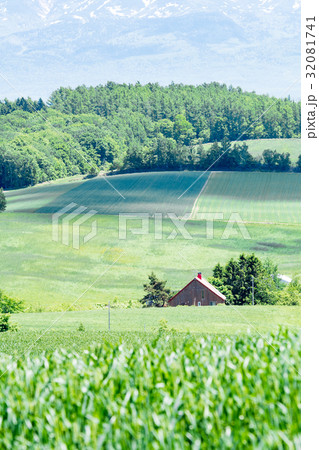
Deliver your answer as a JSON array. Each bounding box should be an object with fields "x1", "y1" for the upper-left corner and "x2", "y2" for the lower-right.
[{"x1": 0, "y1": 82, "x2": 301, "y2": 189}]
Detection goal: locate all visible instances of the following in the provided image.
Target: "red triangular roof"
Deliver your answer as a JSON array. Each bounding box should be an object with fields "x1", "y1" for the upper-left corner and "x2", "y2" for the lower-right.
[{"x1": 168, "y1": 275, "x2": 226, "y2": 303}]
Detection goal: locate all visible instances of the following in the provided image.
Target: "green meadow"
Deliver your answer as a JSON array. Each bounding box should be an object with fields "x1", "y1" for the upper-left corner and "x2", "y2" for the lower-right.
[
  {"x1": 1, "y1": 170, "x2": 300, "y2": 310},
  {"x1": 243, "y1": 138, "x2": 301, "y2": 163},
  {"x1": 0, "y1": 306, "x2": 300, "y2": 355},
  {"x1": 13, "y1": 305, "x2": 301, "y2": 333},
  {"x1": 0, "y1": 213, "x2": 300, "y2": 309}
]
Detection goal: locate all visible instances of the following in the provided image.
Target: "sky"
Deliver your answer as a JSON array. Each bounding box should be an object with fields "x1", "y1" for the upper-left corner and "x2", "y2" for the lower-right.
[{"x1": 0, "y1": 0, "x2": 301, "y2": 100}]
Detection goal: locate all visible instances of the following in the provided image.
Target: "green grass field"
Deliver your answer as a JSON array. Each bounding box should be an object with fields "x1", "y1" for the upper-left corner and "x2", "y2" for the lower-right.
[
  {"x1": 1, "y1": 170, "x2": 300, "y2": 309},
  {"x1": 200, "y1": 138, "x2": 301, "y2": 163},
  {"x1": 0, "y1": 305, "x2": 300, "y2": 356},
  {"x1": 194, "y1": 172, "x2": 300, "y2": 224},
  {"x1": 0, "y1": 305, "x2": 300, "y2": 354},
  {"x1": 13, "y1": 305, "x2": 301, "y2": 333},
  {"x1": 0, "y1": 212, "x2": 300, "y2": 308},
  {"x1": 242, "y1": 138, "x2": 301, "y2": 162}
]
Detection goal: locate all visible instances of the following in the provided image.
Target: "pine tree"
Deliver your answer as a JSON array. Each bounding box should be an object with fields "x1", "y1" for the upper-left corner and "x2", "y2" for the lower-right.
[
  {"x1": 0, "y1": 189, "x2": 6, "y2": 212},
  {"x1": 140, "y1": 272, "x2": 171, "y2": 307},
  {"x1": 212, "y1": 254, "x2": 280, "y2": 305},
  {"x1": 295, "y1": 155, "x2": 301, "y2": 173}
]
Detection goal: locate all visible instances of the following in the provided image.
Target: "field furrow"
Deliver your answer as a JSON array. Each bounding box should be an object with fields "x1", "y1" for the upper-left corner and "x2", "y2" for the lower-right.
[{"x1": 194, "y1": 172, "x2": 300, "y2": 224}]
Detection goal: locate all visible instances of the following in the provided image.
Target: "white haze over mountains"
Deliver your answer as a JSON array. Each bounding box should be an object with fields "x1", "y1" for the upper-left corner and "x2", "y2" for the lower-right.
[{"x1": 0, "y1": 0, "x2": 301, "y2": 100}]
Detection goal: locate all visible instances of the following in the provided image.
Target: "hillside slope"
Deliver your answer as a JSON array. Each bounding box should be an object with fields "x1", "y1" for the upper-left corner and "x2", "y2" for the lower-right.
[
  {"x1": 0, "y1": 83, "x2": 301, "y2": 190},
  {"x1": 5, "y1": 170, "x2": 300, "y2": 224}
]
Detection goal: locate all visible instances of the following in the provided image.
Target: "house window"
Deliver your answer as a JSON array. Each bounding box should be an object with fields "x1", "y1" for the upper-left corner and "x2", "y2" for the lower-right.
[
  {"x1": 201, "y1": 290, "x2": 204, "y2": 299},
  {"x1": 198, "y1": 301, "x2": 201, "y2": 307},
  {"x1": 210, "y1": 301, "x2": 217, "y2": 306}
]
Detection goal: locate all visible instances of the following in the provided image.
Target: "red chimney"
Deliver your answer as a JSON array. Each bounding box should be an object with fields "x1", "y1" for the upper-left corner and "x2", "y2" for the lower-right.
[{"x1": 198, "y1": 272, "x2": 202, "y2": 279}]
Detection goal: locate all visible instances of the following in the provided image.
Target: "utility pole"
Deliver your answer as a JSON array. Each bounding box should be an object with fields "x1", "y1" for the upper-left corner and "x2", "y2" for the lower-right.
[
  {"x1": 251, "y1": 275, "x2": 255, "y2": 305},
  {"x1": 108, "y1": 301, "x2": 111, "y2": 331}
]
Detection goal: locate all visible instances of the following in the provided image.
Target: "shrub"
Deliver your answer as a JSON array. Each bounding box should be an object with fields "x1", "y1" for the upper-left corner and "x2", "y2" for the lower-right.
[
  {"x1": 86, "y1": 165, "x2": 99, "y2": 177},
  {"x1": 77, "y1": 323, "x2": 85, "y2": 332},
  {"x1": 277, "y1": 277, "x2": 301, "y2": 305},
  {"x1": 156, "y1": 318, "x2": 177, "y2": 334},
  {"x1": 0, "y1": 314, "x2": 10, "y2": 332},
  {"x1": 0, "y1": 291, "x2": 24, "y2": 313},
  {"x1": 0, "y1": 314, "x2": 18, "y2": 332}
]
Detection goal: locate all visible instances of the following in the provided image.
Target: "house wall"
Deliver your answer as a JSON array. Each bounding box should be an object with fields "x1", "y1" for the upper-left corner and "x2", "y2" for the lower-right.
[{"x1": 169, "y1": 279, "x2": 225, "y2": 307}]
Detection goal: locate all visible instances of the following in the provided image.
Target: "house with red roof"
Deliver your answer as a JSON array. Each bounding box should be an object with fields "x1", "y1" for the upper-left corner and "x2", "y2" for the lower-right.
[{"x1": 168, "y1": 273, "x2": 226, "y2": 307}]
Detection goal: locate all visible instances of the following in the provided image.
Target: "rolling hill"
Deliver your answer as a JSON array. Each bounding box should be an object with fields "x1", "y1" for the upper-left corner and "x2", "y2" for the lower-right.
[
  {"x1": 1, "y1": 170, "x2": 301, "y2": 309},
  {"x1": 5, "y1": 170, "x2": 301, "y2": 223},
  {"x1": 193, "y1": 172, "x2": 300, "y2": 224}
]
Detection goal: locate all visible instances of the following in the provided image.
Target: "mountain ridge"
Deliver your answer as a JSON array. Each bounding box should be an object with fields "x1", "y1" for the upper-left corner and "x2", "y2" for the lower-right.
[{"x1": 0, "y1": 0, "x2": 301, "y2": 100}]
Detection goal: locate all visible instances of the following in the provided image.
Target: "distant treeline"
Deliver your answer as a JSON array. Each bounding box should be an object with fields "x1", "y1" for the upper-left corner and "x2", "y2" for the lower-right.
[
  {"x1": 124, "y1": 139, "x2": 300, "y2": 173},
  {"x1": 0, "y1": 82, "x2": 301, "y2": 189}
]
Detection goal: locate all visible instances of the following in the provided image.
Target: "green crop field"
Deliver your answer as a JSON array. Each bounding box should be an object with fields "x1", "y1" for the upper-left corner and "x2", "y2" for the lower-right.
[
  {"x1": 200, "y1": 138, "x2": 301, "y2": 163},
  {"x1": 193, "y1": 172, "x2": 300, "y2": 224},
  {"x1": 0, "y1": 329, "x2": 300, "y2": 448},
  {"x1": 5, "y1": 171, "x2": 210, "y2": 216},
  {"x1": 0, "y1": 303, "x2": 300, "y2": 358},
  {"x1": 4, "y1": 175, "x2": 87, "y2": 213},
  {"x1": 1, "y1": 170, "x2": 300, "y2": 309},
  {"x1": 5, "y1": 170, "x2": 300, "y2": 224}
]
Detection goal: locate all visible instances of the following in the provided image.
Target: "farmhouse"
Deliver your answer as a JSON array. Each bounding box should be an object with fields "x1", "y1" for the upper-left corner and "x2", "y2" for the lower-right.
[
  {"x1": 168, "y1": 273, "x2": 226, "y2": 307},
  {"x1": 277, "y1": 274, "x2": 292, "y2": 285}
]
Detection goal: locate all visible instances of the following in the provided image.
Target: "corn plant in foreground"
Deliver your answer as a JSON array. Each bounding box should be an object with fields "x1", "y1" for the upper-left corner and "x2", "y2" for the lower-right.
[{"x1": 0, "y1": 329, "x2": 300, "y2": 449}]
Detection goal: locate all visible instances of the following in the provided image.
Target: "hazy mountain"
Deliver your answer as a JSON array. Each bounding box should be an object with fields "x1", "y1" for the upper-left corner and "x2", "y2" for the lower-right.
[{"x1": 0, "y1": 0, "x2": 301, "y2": 100}]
